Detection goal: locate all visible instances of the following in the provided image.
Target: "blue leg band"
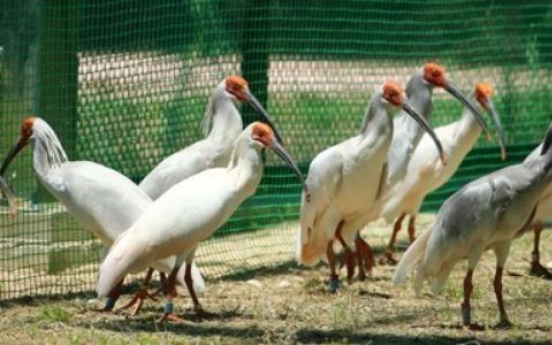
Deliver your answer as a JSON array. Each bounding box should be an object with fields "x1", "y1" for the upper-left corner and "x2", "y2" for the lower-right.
[
  {"x1": 329, "y1": 277, "x2": 340, "y2": 292},
  {"x1": 104, "y1": 297, "x2": 116, "y2": 311},
  {"x1": 164, "y1": 301, "x2": 174, "y2": 314},
  {"x1": 461, "y1": 304, "x2": 471, "y2": 326}
]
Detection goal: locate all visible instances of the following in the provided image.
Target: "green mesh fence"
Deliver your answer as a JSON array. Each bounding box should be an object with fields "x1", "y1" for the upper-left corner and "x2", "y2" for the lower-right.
[{"x1": 1, "y1": 0, "x2": 552, "y2": 298}]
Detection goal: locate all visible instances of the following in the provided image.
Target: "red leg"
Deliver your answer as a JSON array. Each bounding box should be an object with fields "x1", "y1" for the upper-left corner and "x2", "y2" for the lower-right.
[
  {"x1": 529, "y1": 222, "x2": 552, "y2": 279},
  {"x1": 407, "y1": 214, "x2": 416, "y2": 243},
  {"x1": 380, "y1": 213, "x2": 406, "y2": 265},
  {"x1": 355, "y1": 234, "x2": 374, "y2": 281},
  {"x1": 461, "y1": 269, "x2": 474, "y2": 329},
  {"x1": 118, "y1": 268, "x2": 157, "y2": 315},
  {"x1": 157, "y1": 266, "x2": 186, "y2": 323},
  {"x1": 149, "y1": 271, "x2": 170, "y2": 297},
  {"x1": 493, "y1": 266, "x2": 512, "y2": 328},
  {"x1": 327, "y1": 240, "x2": 340, "y2": 292},
  {"x1": 335, "y1": 221, "x2": 356, "y2": 283},
  {"x1": 101, "y1": 278, "x2": 123, "y2": 312}
]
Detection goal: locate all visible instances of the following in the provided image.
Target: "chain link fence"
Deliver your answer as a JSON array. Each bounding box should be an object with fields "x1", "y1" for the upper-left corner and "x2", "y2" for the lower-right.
[{"x1": 0, "y1": 0, "x2": 551, "y2": 298}]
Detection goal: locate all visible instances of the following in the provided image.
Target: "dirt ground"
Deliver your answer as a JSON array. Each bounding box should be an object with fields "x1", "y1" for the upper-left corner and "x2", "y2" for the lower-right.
[{"x1": 0, "y1": 215, "x2": 551, "y2": 344}]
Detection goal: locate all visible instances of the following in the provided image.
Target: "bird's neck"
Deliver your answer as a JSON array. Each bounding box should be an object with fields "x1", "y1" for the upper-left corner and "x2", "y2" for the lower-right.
[
  {"x1": 227, "y1": 141, "x2": 263, "y2": 200},
  {"x1": 453, "y1": 103, "x2": 483, "y2": 143},
  {"x1": 394, "y1": 86, "x2": 433, "y2": 147},
  {"x1": 358, "y1": 101, "x2": 394, "y2": 154},
  {"x1": 206, "y1": 97, "x2": 244, "y2": 146},
  {"x1": 32, "y1": 129, "x2": 68, "y2": 177}
]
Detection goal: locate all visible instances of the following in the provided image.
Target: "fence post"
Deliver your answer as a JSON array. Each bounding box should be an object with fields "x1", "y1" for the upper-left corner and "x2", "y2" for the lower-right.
[
  {"x1": 241, "y1": 0, "x2": 270, "y2": 126},
  {"x1": 36, "y1": 0, "x2": 79, "y2": 203}
]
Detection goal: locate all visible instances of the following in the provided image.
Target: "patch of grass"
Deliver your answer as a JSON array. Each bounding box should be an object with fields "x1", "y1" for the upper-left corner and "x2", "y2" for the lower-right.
[{"x1": 39, "y1": 304, "x2": 72, "y2": 323}]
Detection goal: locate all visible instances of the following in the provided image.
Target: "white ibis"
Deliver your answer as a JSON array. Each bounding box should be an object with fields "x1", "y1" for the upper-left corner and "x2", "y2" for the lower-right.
[
  {"x1": 522, "y1": 143, "x2": 552, "y2": 279},
  {"x1": 296, "y1": 81, "x2": 445, "y2": 292},
  {"x1": 97, "y1": 122, "x2": 305, "y2": 322},
  {"x1": 393, "y1": 122, "x2": 552, "y2": 329},
  {"x1": 126, "y1": 75, "x2": 284, "y2": 312},
  {"x1": 139, "y1": 75, "x2": 282, "y2": 199},
  {"x1": 380, "y1": 82, "x2": 507, "y2": 263},
  {"x1": 0, "y1": 117, "x2": 205, "y2": 312},
  {"x1": 386, "y1": 63, "x2": 491, "y2": 187}
]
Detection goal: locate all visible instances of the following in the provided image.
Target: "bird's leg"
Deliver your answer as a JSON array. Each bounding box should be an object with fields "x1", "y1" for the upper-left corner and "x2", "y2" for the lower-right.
[
  {"x1": 493, "y1": 266, "x2": 512, "y2": 329},
  {"x1": 118, "y1": 268, "x2": 158, "y2": 315},
  {"x1": 380, "y1": 213, "x2": 406, "y2": 265},
  {"x1": 407, "y1": 214, "x2": 417, "y2": 243},
  {"x1": 184, "y1": 261, "x2": 214, "y2": 319},
  {"x1": 335, "y1": 221, "x2": 355, "y2": 284},
  {"x1": 355, "y1": 233, "x2": 374, "y2": 281},
  {"x1": 461, "y1": 269, "x2": 476, "y2": 330},
  {"x1": 150, "y1": 271, "x2": 169, "y2": 297},
  {"x1": 327, "y1": 240, "x2": 340, "y2": 292},
  {"x1": 529, "y1": 222, "x2": 552, "y2": 279},
  {"x1": 100, "y1": 278, "x2": 123, "y2": 312},
  {"x1": 157, "y1": 266, "x2": 185, "y2": 323}
]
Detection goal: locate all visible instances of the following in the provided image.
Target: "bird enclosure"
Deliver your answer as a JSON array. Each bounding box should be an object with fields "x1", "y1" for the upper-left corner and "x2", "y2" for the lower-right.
[{"x1": 1, "y1": 0, "x2": 552, "y2": 300}]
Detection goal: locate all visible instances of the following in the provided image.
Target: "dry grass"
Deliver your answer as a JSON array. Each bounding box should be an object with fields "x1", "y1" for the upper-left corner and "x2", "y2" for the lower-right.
[{"x1": 0, "y1": 214, "x2": 551, "y2": 344}]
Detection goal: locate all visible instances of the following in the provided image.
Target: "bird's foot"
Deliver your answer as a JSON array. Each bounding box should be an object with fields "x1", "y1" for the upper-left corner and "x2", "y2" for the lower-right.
[
  {"x1": 529, "y1": 261, "x2": 552, "y2": 279},
  {"x1": 157, "y1": 301, "x2": 185, "y2": 323},
  {"x1": 194, "y1": 304, "x2": 217, "y2": 320},
  {"x1": 157, "y1": 312, "x2": 187, "y2": 323},
  {"x1": 378, "y1": 251, "x2": 398, "y2": 266},
  {"x1": 329, "y1": 274, "x2": 340, "y2": 293},
  {"x1": 97, "y1": 297, "x2": 118, "y2": 312},
  {"x1": 462, "y1": 323, "x2": 486, "y2": 332},
  {"x1": 341, "y1": 249, "x2": 356, "y2": 284},
  {"x1": 492, "y1": 318, "x2": 513, "y2": 330},
  {"x1": 356, "y1": 239, "x2": 374, "y2": 279},
  {"x1": 118, "y1": 288, "x2": 157, "y2": 315}
]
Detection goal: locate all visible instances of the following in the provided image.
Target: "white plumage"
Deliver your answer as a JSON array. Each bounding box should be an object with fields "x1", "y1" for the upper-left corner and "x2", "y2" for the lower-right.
[
  {"x1": 98, "y1": 121, "x2": 305, "y2": 322},
  {"x1": 380, "y1": 83, "x2": 506, "y2": 261},
  {"x1": 0, "y1": 117, "x2": 204, "y2": 311},
  {"x1": 297, "y1": 81, "x2": 445, "y2": 290}
]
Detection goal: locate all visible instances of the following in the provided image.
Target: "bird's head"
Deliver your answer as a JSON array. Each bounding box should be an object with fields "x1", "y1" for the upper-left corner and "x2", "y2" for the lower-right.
[
  {"x1": 422, "y1": 62, "x2": 492, "y2": 141},
  {"x1": 225, "y1": 75, "x2": 249, "y2": 102},
  {"x1": 475, "y1": 83, "x2": 507, "y2": 160},
  {"x1": 248, "y1": 122, "x2": 306, "y2": 192},
  {"x1": 381, "y1": 81, "x2": 404, "y2": 107},
  {"x1": 422, "y1": 62, "x2": 447, "y2": 88},
  {"x1": 381, "y1": 81, "x2": 447, "y2": 166},
  {"x1": 224, "y1": 76, "x2": 284, "y2": 144},
  {"x1": 0, "y1": 117, "x2": 37, "y2": 176}
]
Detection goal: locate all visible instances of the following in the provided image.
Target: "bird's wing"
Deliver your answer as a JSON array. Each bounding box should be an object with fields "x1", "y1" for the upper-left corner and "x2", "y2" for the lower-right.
[
  {"x1": 139, "y1": 140, "x2": 224, "y2": 199},
  {"x1": 55, "y1": 161, "x2": 151, "y2": 243},
  {"x1": 98, "y1": 168, "x2": 234, "y2": 297},
  {"x1": 136, "y1": 169, "x2": 237, "y2": 246},
  {"x1": 297, "y1": 147, "x2": 343, "y2": 264},
  {"x1": 97, "y1": 228, "x2": 152, "y2": 297}
]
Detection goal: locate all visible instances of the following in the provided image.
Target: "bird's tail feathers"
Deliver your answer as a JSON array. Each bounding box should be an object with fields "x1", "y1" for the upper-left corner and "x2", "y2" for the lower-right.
[
  {"x1": 392, "y1": 227, "x2": 431, "y2": 286},
  {"x1": 296, "y1": 189, "x2": 326, "y2": 266},
  {"x1": 429, "y1": 261, "x2": 454, "y2": 295},
  {"x1": 97, "y1": 230, "x2": 150, "y2": 298}
]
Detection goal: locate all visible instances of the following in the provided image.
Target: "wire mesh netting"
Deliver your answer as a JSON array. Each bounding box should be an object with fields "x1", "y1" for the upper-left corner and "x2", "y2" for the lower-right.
[{"x1": 1, "y1": 0, "x2": 552, "y2": 298}]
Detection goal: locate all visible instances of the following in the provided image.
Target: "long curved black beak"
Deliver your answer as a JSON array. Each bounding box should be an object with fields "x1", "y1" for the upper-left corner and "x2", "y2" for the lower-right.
[
  {"x1": 270, "y1": 137, "x2": 307, "y2": 193},
  {"x1": 484, "y1": 99, "x2": 507, "y2": 161},
  {"x1": 0, "y1": 138, "x2": 26, "y2": 176},
  {"x1": 444, "y1": 82, "x2": 492, "y2": 141},
  {"x1": 402, "y1": 100, "x2": 447, "y2": 166},
  {"x1": 0, "y1": 175, "x2": 16, "y2": 215},
  {"x1": 246, "y1": 90, "x2": 284, "y2": 145}
]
